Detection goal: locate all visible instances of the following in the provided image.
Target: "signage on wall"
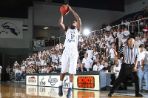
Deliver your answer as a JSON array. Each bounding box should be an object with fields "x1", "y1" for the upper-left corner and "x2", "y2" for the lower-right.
[
  {"x1": 39, "y1": 76, "x2": 46, "y2": 86},
  {"x1": 38, "y1": 75, "x2": 69, "y2": 88},
  {"x1": 0, "y1": 19, "x2": 23, "y2": 39},
  {"x1": 26, "y1": 75, "x2": 38, "y2": 86},
  {"x1": 48, "y1": 76, "x2": 58, "y2": 86},
  {"x1": 73, "y1": 75, "x2": 100, "y2": 90},
  {"x1": 77, "y1": 76, "x2": 95, "y2": 88},
  {"x1": 39, "y1": 75, "x2": 59, "y2": 87},
  {"x1": 63, "y1": 76, "x2": 70, "y2": 88},
  {"x1": 26, "y1": 74, "x2": 99, "y2": 90}
]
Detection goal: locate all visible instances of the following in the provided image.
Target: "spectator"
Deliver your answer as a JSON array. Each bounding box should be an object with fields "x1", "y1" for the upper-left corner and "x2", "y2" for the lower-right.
[
  {"x1": 86, "y1": 46, "x2": 93, "y2": 60},
  {"x1": 13, "y1": 65, "x2": 22, "y2": 81},
  {"x1": 109, "y1": 42, "x2": 117, "y2": 66},
  {"x1": 137, "y1": 44, "x2": 146, "y2": 90},
  {"x1": 82, "y1": 53, "x2": 93, "y2": 71}
]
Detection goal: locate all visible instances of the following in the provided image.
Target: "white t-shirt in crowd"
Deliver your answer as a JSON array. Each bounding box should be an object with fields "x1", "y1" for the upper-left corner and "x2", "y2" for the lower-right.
[
  {"x1": 114, "y1": 59, "x2": 122, "y2": 72},
  {"x1": 93, "y1": 52, "x2": 98, "y2": 61},
  {"x1": 86, "y1": 49, "x2": 93, "y2": 59},
  {"x1": 41, "y1": 68, "x2": 47, "y2": 73},
  {"x1": 40, "y1": 59, "x2": 47, "y2": 66},
  {"x1": 98, "y1": 64, "x2": 104, "y2": 71},
  {"x1": 137, "y1": 51, "x2": 145, "y2": 65},
  {"x1": 36, "y1": 61, "x2": 41, "y2": 66},
  {"x1": 51, "y1": 54, "x2": 59, "y2": 63},
  {"x1": 135, "y1": 40, "x2": 141, "y2": 48},
  {"x1": 123, "y1": 30, "x2": 130, "y2": 37},
  {"x1": 117, "y1": 32, "x2": 123, "y2": 39},
  {"x1": 113, "y1": 59, "x2": 122, "y2": 77},
  {"x1": 113, "y1": 32, "x2": 117, "y2": 37},
  {"x1": 138, "y1": 40, "x2": 143, "y2": 46},
  {"x1": 82, "y1": 57, "x2": 93, "y2": 69},
  {"x1": 107, "y1": 35, "x2": 114, "y2": 44},
  {"x1": 93, "y1": 64, "x2": 99, "y2": 71},
  {"x1": 121, "y1": 39, "x2": 127, "y2": 46},
  {"x1": 109, "y1": 48, "x2": 115, "y2": 58},
  {"x1": 21, "y1": 66, "x2": 26, "y2": 72}
]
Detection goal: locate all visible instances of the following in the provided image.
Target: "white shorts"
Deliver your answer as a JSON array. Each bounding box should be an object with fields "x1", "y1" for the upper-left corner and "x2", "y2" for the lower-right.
[{"x1": 61, "y1": 48, "x2": 78, "y2": 74}]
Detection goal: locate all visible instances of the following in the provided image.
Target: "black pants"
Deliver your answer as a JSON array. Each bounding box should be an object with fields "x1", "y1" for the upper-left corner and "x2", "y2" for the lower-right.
[{"x1": 110, "y1": 63, "x2": 140, "y2": 94}]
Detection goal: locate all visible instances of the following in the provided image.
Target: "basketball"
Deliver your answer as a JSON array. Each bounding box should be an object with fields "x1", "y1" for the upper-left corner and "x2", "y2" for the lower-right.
[{"x1": 59, "y1": 4, "x2": 69, "y2": 15}]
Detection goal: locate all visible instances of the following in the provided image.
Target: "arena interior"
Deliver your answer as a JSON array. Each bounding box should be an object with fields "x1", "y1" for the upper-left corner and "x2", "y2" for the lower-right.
[{"x1": 0, "y1": 0, "x2": 148, "y2": 98}]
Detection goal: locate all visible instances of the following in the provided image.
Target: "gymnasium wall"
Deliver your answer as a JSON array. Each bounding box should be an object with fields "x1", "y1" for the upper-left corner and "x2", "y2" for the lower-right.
[
  {"x1": 0, "y1": 7, "x2": 33, "y2": 66},
  {"x1": 33, "y1": 3, "x2": 124, "y2": 29},
  {"x1": 125, "y1": 0, "x2": 148, "y2": 15},
  {"x1": 0, "y1": 7, "x2": 33, "y2": 49},
  {"x1": 0, "y1": 1, "x2": 147, "y2": 49}
]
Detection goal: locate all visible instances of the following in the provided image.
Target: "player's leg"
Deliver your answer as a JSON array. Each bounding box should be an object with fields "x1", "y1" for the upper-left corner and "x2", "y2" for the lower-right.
[
  {"x1": 58, "y1": 50, "x2": 69, "y2": 96},
  {"x1": 67, "y1": 52, "x2": 78, "y2": 98}
]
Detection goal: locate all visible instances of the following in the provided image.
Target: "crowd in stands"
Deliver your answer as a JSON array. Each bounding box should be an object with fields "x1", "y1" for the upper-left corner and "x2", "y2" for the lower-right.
[{"x1": 12, "y1": 17, "x2": 148, "y2": 83}]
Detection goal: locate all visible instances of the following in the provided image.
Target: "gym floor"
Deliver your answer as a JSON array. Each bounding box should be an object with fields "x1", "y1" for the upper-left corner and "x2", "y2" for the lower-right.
[{"x1": 0, "y1": 82, "x2": 147, "y2": 98}]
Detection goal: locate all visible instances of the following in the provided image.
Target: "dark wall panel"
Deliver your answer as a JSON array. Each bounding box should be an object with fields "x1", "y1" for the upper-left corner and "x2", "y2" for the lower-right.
[
  {"x1": 52, "y1": 0, "x2": 124, "y2": 11},
  {"x1": 0, "y1": 8, "x2": 28, "y2": 18}
]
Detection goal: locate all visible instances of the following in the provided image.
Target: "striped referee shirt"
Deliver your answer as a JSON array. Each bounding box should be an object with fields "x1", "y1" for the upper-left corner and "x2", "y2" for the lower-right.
[{"x1": 123, "y1": 46, "x2": 139, "y2": 64}]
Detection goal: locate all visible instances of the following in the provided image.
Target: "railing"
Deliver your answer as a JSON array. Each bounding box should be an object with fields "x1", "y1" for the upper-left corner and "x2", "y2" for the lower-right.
[{"x1": 91, "y1": 17, "x2": 148, "y2": 34}]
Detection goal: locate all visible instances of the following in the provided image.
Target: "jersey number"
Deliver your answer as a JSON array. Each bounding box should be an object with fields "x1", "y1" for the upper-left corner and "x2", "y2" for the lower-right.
[
  {"x1": 71, "y1": 33, "x2": 75, "y2": 40},
  {"x1": 68, "y1": 33, "x2": 75, "y2": 42}
]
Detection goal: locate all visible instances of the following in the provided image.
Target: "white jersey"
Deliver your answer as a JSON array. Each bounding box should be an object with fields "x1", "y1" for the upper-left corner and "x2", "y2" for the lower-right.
[{"x1": 64, "y1": 28, "x2": 79, "y2": 49}]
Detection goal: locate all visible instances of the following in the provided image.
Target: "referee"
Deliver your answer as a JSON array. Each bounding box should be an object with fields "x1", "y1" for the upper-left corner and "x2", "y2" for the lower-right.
[{"x1": 108, "y1": 37, "x2": 143, "y2": 97}]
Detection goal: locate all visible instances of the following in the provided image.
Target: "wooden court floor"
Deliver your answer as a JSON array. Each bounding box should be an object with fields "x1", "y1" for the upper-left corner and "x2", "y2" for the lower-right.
[{"x1": 0, "y1": 82, "x2": 147, "y2": 98}]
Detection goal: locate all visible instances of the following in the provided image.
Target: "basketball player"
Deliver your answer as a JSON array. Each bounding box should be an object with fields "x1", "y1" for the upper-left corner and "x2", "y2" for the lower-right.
[{"x1": 58, "y1": 5, "x2": 81, "y2": 98}]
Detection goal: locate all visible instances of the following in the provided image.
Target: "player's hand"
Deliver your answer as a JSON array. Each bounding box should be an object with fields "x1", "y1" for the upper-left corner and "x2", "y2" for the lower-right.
[{"x1": 133, "y1": 66, "x2": 137, "y2": 72}]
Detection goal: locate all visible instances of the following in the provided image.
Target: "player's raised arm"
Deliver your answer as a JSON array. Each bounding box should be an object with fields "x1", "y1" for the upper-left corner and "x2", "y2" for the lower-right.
[
  {"x1": 68, "y1": 5, "x2": 81, "y2": 31},
  {"x1": 58, "y1": 14, "x2": 66, "y2": 31}
]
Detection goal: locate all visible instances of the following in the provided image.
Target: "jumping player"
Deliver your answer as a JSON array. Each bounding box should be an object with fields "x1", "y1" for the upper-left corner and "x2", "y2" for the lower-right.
[{"x1": 58, "y1": 5, "x2": 81, "y2": 98}]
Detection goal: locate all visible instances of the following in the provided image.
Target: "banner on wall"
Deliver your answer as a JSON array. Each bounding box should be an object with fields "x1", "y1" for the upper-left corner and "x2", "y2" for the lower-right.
[
  {"x1": 73, "y1": 75, "x2": 100, "y2": 90},
  {"x1": 0, "y1": 19, "x2": 23, "y2": 39},
  {"x1": 26, "y1": 74, "x2": 100, "y2": 90},
  {"x1": 26, "y1": 75, "x2": 38, "y2": 86},
  {"x1": 38, "y1": 75, "x2": 70, "y2": 88}
]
